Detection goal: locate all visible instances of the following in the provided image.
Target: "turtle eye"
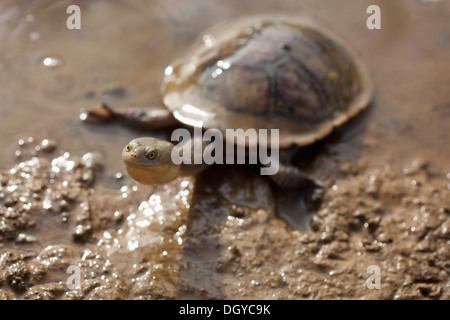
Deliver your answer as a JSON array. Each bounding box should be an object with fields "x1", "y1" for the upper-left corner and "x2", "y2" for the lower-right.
[
  {"x1": 146, "y1": 149, "x2": 157, "y2": 160},
  {"x1": 125, "y1": 145, "x2": 131, "y2": 152}
]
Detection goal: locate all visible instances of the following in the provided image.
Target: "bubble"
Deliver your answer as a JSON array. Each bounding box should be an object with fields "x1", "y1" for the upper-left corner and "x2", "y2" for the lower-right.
[
  {"x1": 79, "y1": 112, "x2": 88, "y2": 121},
  {"x1": 164, "y1": 66, "x2": 173, "y2": 76},
  {"x1": 245, "y1": 27, "x2": 254, "y2": 35},
  {"x1": 202, "y1": 34, "x2": 215, "y2": 48},
  {"x1": 42, "y1": 56, "x2": 62, "y2": 68},
  {"x1": 40, "y1": 139, "x2": 57, "y2": 153},
  {"x1": 43, "y1": 199, "x2": 52, "y2": 210},
  {"x1": 29, "y1": 32, "x2": 40, "y2": 41}
]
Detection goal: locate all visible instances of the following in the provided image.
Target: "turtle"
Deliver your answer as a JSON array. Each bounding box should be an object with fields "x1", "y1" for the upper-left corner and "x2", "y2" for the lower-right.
[{"x1": 81, "y1": 15, "x2": 373, "y2": 191}]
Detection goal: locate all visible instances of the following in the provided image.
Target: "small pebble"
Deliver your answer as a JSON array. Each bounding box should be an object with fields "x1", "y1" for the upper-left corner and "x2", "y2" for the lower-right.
[
  {"x1": 16, "y1": 233, "x2": 37, "y2": 243},
  {"x1": 40, "y1": 139, "x2": 57, "y2": 153}
]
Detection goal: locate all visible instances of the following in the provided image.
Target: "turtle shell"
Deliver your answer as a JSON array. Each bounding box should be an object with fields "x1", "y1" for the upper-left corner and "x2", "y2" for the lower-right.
[{"x1": 162, "y1": 15, "x2": 373, "y2": 148}]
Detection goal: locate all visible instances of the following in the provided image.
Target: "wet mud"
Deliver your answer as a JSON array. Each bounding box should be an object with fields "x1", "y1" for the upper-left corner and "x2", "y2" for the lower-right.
[{"x1": 0, "y1": 0, "x2": 449, "y2": 299}]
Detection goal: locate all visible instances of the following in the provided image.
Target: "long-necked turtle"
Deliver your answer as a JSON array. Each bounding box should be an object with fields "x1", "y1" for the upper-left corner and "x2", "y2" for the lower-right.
[{"x1": 82, "y1": 15, "x2": 373, "y2": 190}]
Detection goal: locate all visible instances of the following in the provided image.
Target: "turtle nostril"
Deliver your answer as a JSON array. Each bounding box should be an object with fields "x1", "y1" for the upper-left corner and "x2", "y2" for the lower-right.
[{"x1": 130, "y1": 153, "x2": 137, "y2": 159}]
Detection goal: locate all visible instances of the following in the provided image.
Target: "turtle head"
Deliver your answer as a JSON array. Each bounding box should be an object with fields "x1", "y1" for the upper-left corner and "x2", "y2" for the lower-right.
[{"x1": 122, "y1": 137, "x2": 180, "y2": 185}]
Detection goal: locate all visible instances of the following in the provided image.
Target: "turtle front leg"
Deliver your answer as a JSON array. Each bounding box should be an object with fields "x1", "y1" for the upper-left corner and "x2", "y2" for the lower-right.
[{"x1": 80, "y1": 103, "x2": 179, "y2": 130}]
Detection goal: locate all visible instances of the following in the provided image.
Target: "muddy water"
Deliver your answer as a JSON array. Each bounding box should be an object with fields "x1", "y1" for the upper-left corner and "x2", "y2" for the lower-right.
[{"x1": 0, "y1": 0, "x2": 449, "y2": 299}]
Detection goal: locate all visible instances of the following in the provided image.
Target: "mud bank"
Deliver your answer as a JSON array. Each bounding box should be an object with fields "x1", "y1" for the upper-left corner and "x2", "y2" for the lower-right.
[{"x1": 0, "y1": 138, "x2": 448, "y2": 299}]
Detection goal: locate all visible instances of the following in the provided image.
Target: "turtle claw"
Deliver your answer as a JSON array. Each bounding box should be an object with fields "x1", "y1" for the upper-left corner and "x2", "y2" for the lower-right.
[{"x1": 80, "y1": 103, "x2": 117, "y2": 123}]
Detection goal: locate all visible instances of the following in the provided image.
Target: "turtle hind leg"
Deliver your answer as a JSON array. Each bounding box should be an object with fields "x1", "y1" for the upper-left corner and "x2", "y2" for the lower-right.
[
  {"x1": 80, "y1": 103, "x2": 179, "y2": 130},
  {"x1": 267, "y1": 162, "x2": 325, "y2": 207},
  {"x1": 80, "y1": 103, "x2": 118, "y2": 123}
]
